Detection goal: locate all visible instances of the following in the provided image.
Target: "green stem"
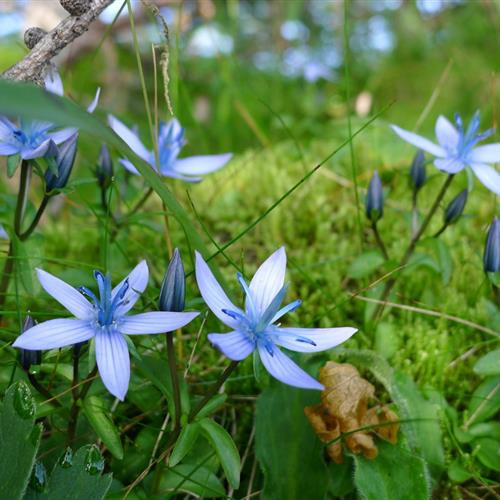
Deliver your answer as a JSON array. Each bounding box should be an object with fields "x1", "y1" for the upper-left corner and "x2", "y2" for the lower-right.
[
  {"x1": 128, "y1": 187, "x2": 153, "y2": 218},
  {"x1": 67, "y1": 345, "x2": 81, "y2": 446},
  {"x1": 433, "y1": 224, "x2": 447, "y2": 238},
  {"x1": 19, "y1": 195, "x2": 49, "y2": 241},
  {"x1": 14, "y1": 160, "x2": 32, "y2": 236},
  {"x1": 371, "y1": 222, "x2": 389, "y2": 260},
  {"x1": 166, "y1": 332, "x2": 181, "y2": 432},
  {"x1": 373, "y1": 174, "x2": 454, "y2": 320},
  {"x1": 411, "y1": 191, "x2": 419, "y2": 238}
]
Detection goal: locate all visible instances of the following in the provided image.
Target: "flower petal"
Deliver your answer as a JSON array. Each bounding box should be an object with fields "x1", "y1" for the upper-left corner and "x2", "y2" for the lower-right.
[
  {"x1": 95, "y1": 330, "x2": 130, "y2": 401},
  {"x1": 0, "y1": 143, "x2": 20, "y2": 156},
  {"x1": 470, "y1": 163, "x2": 500, "y2": 196},
  {"x1": 47, "y1": 127, "x2": 78, "y2": 145},
  {"x1": 435, "y1": 115, "x2": 459, "y2": 150},
  {"x1": 120, "y1": 311, "x2": 199, "y2": 334},
  {"x1": 433, "y1": 157, "x2": 465, "y2": 174},
  {"x1": 194, "y1": 251, "x2": 241, "y2": 329},
  {"x1": 36, "y1": 268, "x2": 94, "y2": 319},
  {"x1": 273, "y1": 327, "x2": 357, "y2": 353},
  {"x1": 249, "y1": 247, "x2": 287, "y2": 314},
  {"x1": 87, "y1": 88, "x2": 101, "y2": 113},
  {"x1": 469, "y1": 143, "x2": 500, "y2": 163},
  {"x1": 257, "y1": 342, "x2": 323, "y2": 390},
  {"x1": 108, "y1": 115, "x2": 151, "y2": 161},
  {"x1": 390, "y1": 125, "x2": 446, "y2": 157},
  {"x1": 207, "y1": 331, "x2": 255, "y2": 361},
  {"x1": 12, "y1": 319, "x2": 94, "y2": 350},
  {"x1": 119, "y1": 158, "x2": 141, "y2": 175},
  {"x1": 21, "y1": 140, "x2": 51, "y2": 160},
  {"x1": 173, "y1": 153, "x2": 233, "y2": 176},
  {"x1": 44, "y1": 68, "x2": 64, "y2": 96},
  {"x1": 111, "y1": 260, "x2": 149, "y2": 316}
]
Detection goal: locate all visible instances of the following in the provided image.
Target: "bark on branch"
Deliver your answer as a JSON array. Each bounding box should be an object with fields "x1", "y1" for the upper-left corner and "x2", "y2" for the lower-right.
[{"x1": 2, "y1": 0, "x2": 115, "y2": 82}]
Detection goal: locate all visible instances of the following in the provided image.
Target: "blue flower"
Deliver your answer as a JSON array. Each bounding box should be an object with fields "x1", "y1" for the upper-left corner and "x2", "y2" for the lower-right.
[
  {"x1": 13, "y1": 261, "x2": 199, "y2": 400},
  {"x1": 195, "y1": 248, "x2": 357, "y2": 390},
  {"x1": 391, "y1": 113, "x2": 500, "y2": 195},
  {"x1": 108, "y1": 115, "x2": 232, "y2": 183},
  {"x1": 0, "y1": 68, "x2": 100, "y2": 160}
]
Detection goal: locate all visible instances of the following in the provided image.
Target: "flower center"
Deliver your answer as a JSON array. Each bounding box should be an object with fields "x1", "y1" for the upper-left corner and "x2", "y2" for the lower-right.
[
  {"x1": 79, "y1": 272, "x2": 129, "y2": 327},
  {"x1": 453, "y1": 112, "x2": 494, "y2": 161}
]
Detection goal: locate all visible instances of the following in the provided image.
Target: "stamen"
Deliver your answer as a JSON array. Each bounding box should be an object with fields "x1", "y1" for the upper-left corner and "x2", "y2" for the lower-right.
[
  {"x1": 221, "y1": 308, "x2": 251, "y2": 327},
  {"x1": 271, "y1": 299, "x2": 302, "y2": 324},
  {"x1": 236, "y1": 273, "x2": 258, "y2": 319},
  {"x1": 78, "y1": 286, "x2": 99, "y2": 307}
]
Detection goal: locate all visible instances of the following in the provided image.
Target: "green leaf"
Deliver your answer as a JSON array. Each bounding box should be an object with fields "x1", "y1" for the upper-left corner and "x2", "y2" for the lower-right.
[
  {"x1": 353, "y1": 441, "x2": 429, "y2": 500},
  {"x1": 199, "y1": 418, "x2": 241, "y2": 490},
  {"x1": 156, "y1": 463, "x2": 225, "y2": 497},
  {"x1": 0, "y1": 81, "x2": 210, "y2": 264},
  {"x1": 7, "y1": 154, "x2": 21, "y2": 177},
  {"x1": 0, "y1": 382, "x2": 42, "y2": 500},
  {"x1": 82, "y1": 395, "x2": 124, "y2": 460},
  {"x1": 469, "y1": 421, "x2": 500, "y2": 441},
  {"x1": 467, "y1": 376, "x2": 500, "y2": 425},
  {"x1": 170, "y1": 422, "x2": 201, "y2": 467},
  {"x1": 255, "y1": 383, "x2": 329, "y2": 500},
  {"x1": 473, "y1": 437, "x2": 500, "y2": 472},
  {"x1": 473, "y1": 349, "x2": 500, "y2": 377},
  {"x1": 24, "y1": 445, "x2": 113, "y2": 499},
  {"x1": 347, "y1": 251, "x2": 385, "y2": 279},
  {"x1": 374, "y1": 322, "x2": 400, "y2": 360},
  {"x1": 447, "y1": 459, "x2": 473, "y2": 484},
  {"x1": 194, "y1": 393, "x2": 227, "y2": 420}
]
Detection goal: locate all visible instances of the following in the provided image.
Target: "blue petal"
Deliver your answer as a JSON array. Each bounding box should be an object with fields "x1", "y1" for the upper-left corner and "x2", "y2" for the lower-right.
[
  {"x1": 390, "y1": 125, "x2": 446, "y2": 157},
  {"x1": 108, "y1": 115, "x2": 151, "y2": 161},
  {"x1": 470, "y1": 143, "x2": 500, "y2": 163},
  {"x1": 434, "y1": 157, "x2": 465, "y2": 174},
  {"x1": 36, "y1": 268, "x2": 94, "y2": 319},
  {"x1": 44, "y1": 67, "x2": 64, "y2": 96},
  {"x1": 0, "y1": 117, "x2": 16, "y2": 141},
  {"x1": 470, "y1": 162, "x2": 500, "y2": 196},
  {"x1": 111, "y1": 260, "x2": 149, "y2": 316},
  {"x1": 207, "y1": 331, "x2": 255, "y2": 361},
  {"x1": 0, "y1": 143, "x2": 20, "y2": 156},
  {"x1": 120, "y1": 311, "x2": 199, "y2": 334},
  {"x1": 21, "y1": 140, "x2": 51, "y2": 160},
  {"x1": 195, "y1": 251, "x2": 242, "y2": 329},
  {"x1": 119, "y1": 158, "x2": 141, "y2": 175},
  {"x1": 249, "y1": 247, "x2": 287, "y2": 315},
  {"x1": 173, "y1": 153, "x2": 232, "y2": 176},
  {"x1": 273, "y1": 327, "x2": 357, "y2": 353},
  {"x1": 435, "y1": 115, "x2": 459, "y2": 150},
  {"x1": 12, "y1": 319, "x2": 95, "y2": 350},
  {"x1": 95, "y1": 329, "x2": 130, "y2": 401},
  {"x1": 47, "y1": 127, "x2": 78, "y2": 145},
  {"x1": 87, "y1": 88, "x2": 101, "y2": 113},
  {"x1": 257, "y1": 342, "x2": 323, "y2": 390}
]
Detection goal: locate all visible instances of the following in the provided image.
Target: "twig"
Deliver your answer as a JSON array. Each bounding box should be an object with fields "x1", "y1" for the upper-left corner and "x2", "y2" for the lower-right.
[{"x1": 2, "y1": 0, "x2": 115, "y2": 82}]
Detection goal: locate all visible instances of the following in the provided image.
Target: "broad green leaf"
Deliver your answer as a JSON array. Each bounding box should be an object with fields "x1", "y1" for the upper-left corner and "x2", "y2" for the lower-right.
[
  {"x1": 199, "y1": 418, "x2": 241, "y2": 490},
  {"x1": 194, "y1": 393, "x2": 227, "y2": 420},
  {"x1": 353, "y1": 441, "x2": 429, "y2": 500},
  {"x1": 467, "y1": 376, "x2": 500, "y2": 425},
  {"x1": 255, "y1": 383, "x2": 329, "y2": 500},
  {"x1": 170, "y1": 422, "x2": 201, "y2": 467},
  {"x1": 347, "y1": 251, "x2": 385, "y2": 279},
  {"x1": 469, "y1": 421, "x2": 500, "y2": 441},
  {"x1": 0, "y1": 382, "x2": 42, "y2": 500},
  {"x1": 82, "y1": 395, "x2": 124, "y2": 460},
  {"x1": 447, "y1": 459, "x2": 473, "y2": 484},
  {"x1": 24, "y1": 445, "x2": 112, "y2": 500},
  {"x1": 156, "y1": 463, "x2": 225, "y2": 497},
  {"x1": 472, "y1": 437, "x2": 500, "y2": 472},
  {"x1": 473, "y1": 349, "x2": 500, "y2": 377},
  {"x1": 0, "y1": 81, "x2": 210, "y2": 263}
]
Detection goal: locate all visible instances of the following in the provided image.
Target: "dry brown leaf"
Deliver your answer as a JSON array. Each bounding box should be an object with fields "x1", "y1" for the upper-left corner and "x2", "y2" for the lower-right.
[{"x1": 304, "y1": 361, "x2": 400, "y2": 463}]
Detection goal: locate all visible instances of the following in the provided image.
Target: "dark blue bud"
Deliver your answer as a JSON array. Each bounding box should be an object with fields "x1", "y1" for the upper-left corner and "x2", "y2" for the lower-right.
[
  {"x1": 95, "y1": 144, "x2": 113, "y2": 189},
  {"x1": 444, "y1": 190, "x2": 468, "y2": 226},
  {"x1": 159, "y1": 248, "x2": 185, "y2": 312},
  {"x1": 365, "y1": 170, "x2": 384, "y2": 223},
  {"x1": 44, "y1": 133, "x2": 78, "y2": 192},
  {"x1": 410, "y1": 150, "x2": 426, "y2": 192},
  {"x1": 484, "y1": 217, "x2": 500, "y2": 273},
  {"x1": 19, "y1": 316, "x2": 41, "y2": 370}
]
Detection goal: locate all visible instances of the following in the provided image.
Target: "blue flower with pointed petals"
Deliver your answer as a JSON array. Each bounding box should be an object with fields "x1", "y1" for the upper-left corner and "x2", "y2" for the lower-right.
[
  {"x1": 391, "y1": 112, "x2": 500, "y2": 195},
  {"x1": 13, "y1": 261, "x2": 199, "y2": 400},
  {"x1": 0, "y1": 68, "x2": 100, "y2": 160},
  {"x1": 108, "y1": 115, "x2": 232, "y2": 183},
  {"x1": 195, "y1": 248, "x2": 357, "y2": 390}
]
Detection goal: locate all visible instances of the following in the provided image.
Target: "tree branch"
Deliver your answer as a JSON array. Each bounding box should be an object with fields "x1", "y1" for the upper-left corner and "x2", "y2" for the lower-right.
[{"x1": 2, "y1": 0, "x2": 115, "y2": 82}]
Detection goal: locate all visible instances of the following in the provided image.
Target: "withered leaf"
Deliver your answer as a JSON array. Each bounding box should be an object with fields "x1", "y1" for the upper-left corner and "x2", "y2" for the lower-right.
[{"x1": 305, "y1": 361, "x2": 400, "y2": 463}]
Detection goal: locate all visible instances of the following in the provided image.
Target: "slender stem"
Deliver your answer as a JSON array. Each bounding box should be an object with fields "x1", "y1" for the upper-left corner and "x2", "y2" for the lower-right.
[
  {"x1": 127, "y1": 187, "x2": 154, "y2": 219},
  {"x1": 371, "y1": 222, "x2": 389, "y2": 260},
  {"x1": 166, "y1": 332, "x2": 181, "y2": 431},
  {"x1": 67, "y1": 345, "x2": 81, "y2": 446},
  {"x1": 373, "y1": 174, "x2": 454, "y2": 320},
  {"x1": 100, "y1": 187, "x2": 108, "y2": 213},
  {"x1": 411, "y1": 191, "x2": 418, "y2": 238},
  {"x1": 14, "y1": 160, "x2": 32, "y2": 236},
  {"x1": 27, "y1": 372, "x2": 63, "y2": 408},
  {"x1": 19, "y1": 195, "x2": 49, "y2": 241},
  {"x1": 433, "y1": 224, "x2": 447, "y2": 238},
  {"x1": 188, "y1": 361, "x2": 239, "y2": 421}
]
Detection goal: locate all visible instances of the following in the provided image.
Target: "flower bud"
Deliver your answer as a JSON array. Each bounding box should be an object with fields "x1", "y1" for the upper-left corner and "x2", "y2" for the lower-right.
[
  {"x1": 44, "y1": 134, "x2": 78, "y2": 192},
  {"x1": 95, "y1": 144, "x2": 113, "y2": 189},
  {"x1": 19, "y1": 316, "x2": 41, "y2": 370},
  {"x1": 410, "y1": 150, "x2": 426, "y2": 192},
  {"x1": 484, "y1": 217, "x2": 500, "y2": 273},
  {"x1": 365, "y1": 170, "x2": 384, "y2": 223},
  {"x1": 444, "y1": 190, "x2": 467, "y2": 226},
  {"x1": 159, "y1": 248, "x2": 185, "y2": 312}
]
